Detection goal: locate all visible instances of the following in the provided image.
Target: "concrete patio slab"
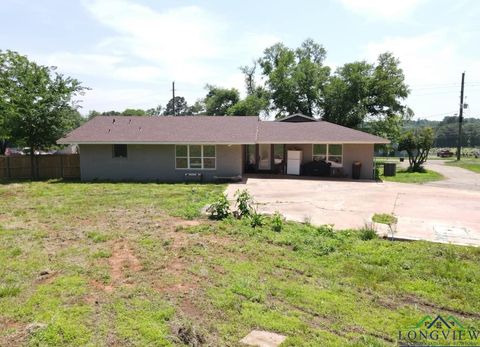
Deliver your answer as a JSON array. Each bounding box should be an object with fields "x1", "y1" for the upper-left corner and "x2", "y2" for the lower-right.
[{"x1": 226, "y1": 164, "x2": 480, "y2": 246}]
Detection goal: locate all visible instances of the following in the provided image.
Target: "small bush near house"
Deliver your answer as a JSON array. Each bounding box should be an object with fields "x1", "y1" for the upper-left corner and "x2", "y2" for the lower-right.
[
  {"x1": 359, "y1": 223, "x2": 378, "y2": 241},
  {"x1": 271, "y1": 211, "x2": 284, "y2": 232},
  {"x1": 207, "y1": 194, "x2": 230, "y2": 220},
  {"x1": 234, "y1": 189, "x2": 254, "y2": 218}
]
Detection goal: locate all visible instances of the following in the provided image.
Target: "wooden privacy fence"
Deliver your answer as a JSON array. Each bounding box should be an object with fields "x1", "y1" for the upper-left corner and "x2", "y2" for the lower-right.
[{"x1": 0, "y1": 154, "x2": 80, "y2": 179}]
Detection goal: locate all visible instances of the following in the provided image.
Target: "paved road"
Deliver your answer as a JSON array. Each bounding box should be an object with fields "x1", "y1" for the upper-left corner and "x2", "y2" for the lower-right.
[
  {"x1": 424, "y1": 160, "x2": 480, "y2": 191},
  {"x1": 226, "y1": 164, "x2": 480, "y2": 246}
]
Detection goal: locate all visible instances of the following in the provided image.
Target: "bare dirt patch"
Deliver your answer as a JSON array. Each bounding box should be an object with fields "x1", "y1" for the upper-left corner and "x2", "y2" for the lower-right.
[
  {"x1": 90, "y1": 241, "x2": 142, "y2": 293},
  {"x1": 35, "y1": 270, "x2": 58, "y2": 285},
  {"x1": 0, "y1": 319, "x2": 29, "y2": 347}
]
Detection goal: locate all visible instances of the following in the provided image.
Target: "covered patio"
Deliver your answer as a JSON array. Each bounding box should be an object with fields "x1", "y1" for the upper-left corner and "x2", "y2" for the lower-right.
[{"x1": 243, "y1": 143, "x2": 375, "y2": 180}]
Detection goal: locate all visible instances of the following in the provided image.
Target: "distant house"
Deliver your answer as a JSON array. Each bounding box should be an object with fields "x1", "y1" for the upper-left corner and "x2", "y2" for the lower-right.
[{"x1": 57, "y1": 114, "x2": 389, "y2": 181}]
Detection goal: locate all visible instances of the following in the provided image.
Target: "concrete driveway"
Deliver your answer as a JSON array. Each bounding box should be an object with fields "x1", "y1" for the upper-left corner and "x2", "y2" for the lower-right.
[{"x1": 226, "y1": 165, "x2": 480, "y2": 246}]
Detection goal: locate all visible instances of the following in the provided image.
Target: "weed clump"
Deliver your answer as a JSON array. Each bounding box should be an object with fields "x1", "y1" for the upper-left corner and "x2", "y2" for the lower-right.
[
  {"x1": 359, "y1": 223, "x2": 378, "y2": 241},
  {"x1": 207, "y1": 194, "x2": 230, "y2": 220},
  {"x1": 271, "y1": 211, "x2": 284, "y2": 232},
  {"x1": 234, "y1": 189, "x2": 254, "y2": 218}
]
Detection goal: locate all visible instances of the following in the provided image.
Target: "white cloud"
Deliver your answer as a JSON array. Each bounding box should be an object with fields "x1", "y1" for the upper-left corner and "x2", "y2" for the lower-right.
[
  {"x1": 77, "y1": 87, "x2": 164, "y2": 112},
  {"x1": 338, "y1": 0, "x2": 425, "y2": 20},
  {"x1": 34, "y1": 0, "x2": 280, "y2": 112},
  {"x1": 364, "y1": 30, "x2": 480, "y2": 119},
  {"x1": 82, "y1": 0, "x2": 226, "y2": 84}
]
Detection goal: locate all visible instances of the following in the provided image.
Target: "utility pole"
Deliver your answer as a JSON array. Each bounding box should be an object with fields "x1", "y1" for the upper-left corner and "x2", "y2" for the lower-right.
[
  {"x1": 172, "y1": 81, "x2": 176, "y2": 116},
  {"x1": 457, "y1": 72, "x2": 465, "y2": 160}
]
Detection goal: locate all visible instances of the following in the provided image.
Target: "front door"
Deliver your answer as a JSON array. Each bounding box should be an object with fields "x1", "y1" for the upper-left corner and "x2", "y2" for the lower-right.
[{"x1": 258, "y1": 144, "x2": 271, "y2": 170}]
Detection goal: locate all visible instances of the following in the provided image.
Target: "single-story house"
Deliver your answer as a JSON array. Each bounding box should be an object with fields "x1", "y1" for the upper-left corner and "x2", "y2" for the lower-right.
[{"x1": 57, "y1": 114, "x2": 389, "y2": 181}]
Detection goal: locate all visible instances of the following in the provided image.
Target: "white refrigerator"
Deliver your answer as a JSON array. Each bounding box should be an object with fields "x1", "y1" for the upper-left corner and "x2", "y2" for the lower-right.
[{"x1": 287, "y1": 150, "x2": 302, "y2": 175}]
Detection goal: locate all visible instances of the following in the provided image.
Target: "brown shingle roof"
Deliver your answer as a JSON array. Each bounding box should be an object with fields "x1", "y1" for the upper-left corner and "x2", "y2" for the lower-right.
[
  {"x1": 58, "y1": 116, "x2": 259, "y2": 144},
  {"x1": 58, "y1": 116, "x2": 389, "y2": 144},
  {"x1": 257, "y1": 121, "x2": 389, "y2": 144}
]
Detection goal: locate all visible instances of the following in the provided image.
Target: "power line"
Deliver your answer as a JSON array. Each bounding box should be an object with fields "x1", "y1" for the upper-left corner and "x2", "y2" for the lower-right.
[
  {"x1": 172, "y1": 81, "x2": 176, "y2": 116},
  {"x1": 416, "y1": 110, "x2": 458, "y2": 119},
  {"x1": 457, "y1": 72, "x2": 465, "y2": 160}
]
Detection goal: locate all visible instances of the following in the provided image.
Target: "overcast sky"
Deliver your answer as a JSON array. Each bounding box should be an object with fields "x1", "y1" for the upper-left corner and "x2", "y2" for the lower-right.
[{"x1": 1, "y1": 0, "x2": 480, "y2": 120}]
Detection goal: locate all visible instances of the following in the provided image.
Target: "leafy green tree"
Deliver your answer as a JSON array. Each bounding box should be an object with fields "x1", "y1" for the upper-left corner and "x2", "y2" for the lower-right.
[
  {"x1": 146, "y1": 105, "x2": 163, "y2": 116},
  {"x1": 258, "y1": 39, "x2": 330, "y2": 118},
  {"x1": 101, "y1": 110, "x2": 122, "y2": 116},
  {"x1": 398, "y1": 127, "x2": 434, "y2": 172},
  {"x1": 0, "y1": 50, "x2": 85, "y2": 178},
  {"x1": 322, "y1": 61, "x2": 372, "y2": 128},
  {"x1": 204, "y1": 85, "x2": 240, "y2": 115},
  {"x1": 61, "y1": 106, "x2": 86, "y2": 128},
  {"x1": 122, "y1": 108, "x2": 146, "y2": 116},
  {"x1": 322, "y1": 53, "x2": 411, "y2": 141},
  {"x1": 163, "y1": 96, "x2": 189, "y2": 116},
  {"x1": 187, "y1": 100, "x2": 205, "y2": 115},
  {"x1": 227, "y1": 95, "x2": 268, "y2": 116},
  {"x1": 0, "y1": 110, "x2": 9, "y2": 154},
  {"x1": 87, "y1": 110, "x2": 101, "y2": 120}
]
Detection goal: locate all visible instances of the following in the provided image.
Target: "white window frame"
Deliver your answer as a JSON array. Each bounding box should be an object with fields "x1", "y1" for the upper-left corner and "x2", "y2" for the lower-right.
[
  {"x1": 175, "y1": 145, "x2": 216, "y2": 170},
  {"x1": 312, "y1": 144, "x2": 343, "y2": 165}
]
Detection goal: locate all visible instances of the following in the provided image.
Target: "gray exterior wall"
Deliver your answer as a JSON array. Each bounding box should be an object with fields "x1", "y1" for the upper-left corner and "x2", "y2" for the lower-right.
[
  {"x1": 342, "y1": 144, "x2": 374, "y2": 179},
  {"x1": 78, "y1": 144, "x2": 242, "y2": 182}
]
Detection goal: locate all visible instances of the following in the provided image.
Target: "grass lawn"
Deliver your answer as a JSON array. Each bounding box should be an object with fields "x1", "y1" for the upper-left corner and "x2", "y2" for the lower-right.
[
  {"x1": 446, "y1": 158, "x2": 480, "y2": 173},
  {"x1": 375, "y1": 160, "x2": 444, "y2": 184},
  {"x1": 381, "y1": 169, "x2": 444, "y2": 184},
  {"x1": 1, "y1": 181, "x2": 480, "y2": 346}
]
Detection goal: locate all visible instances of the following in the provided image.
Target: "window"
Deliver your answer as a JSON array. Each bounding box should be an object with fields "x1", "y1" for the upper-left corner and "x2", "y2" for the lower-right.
[
  {"x1": 274, "y1": 144, "x2": 284, "y2": 164},
  {"x1": 313, "y1": 144, "x2": 342, "y2": 164},
  {"x1": 175, "y1": 145, "x2": 216, "y2": 169},
  {"x1": 328, "y1": 144, "x2": 343, "y2": 164},
  {"x1": 312, "y1": 144, "x2": 327, "y2": 161},
  {"x1": 113, "y1": 144, "x2": 127, "y2": 158}
]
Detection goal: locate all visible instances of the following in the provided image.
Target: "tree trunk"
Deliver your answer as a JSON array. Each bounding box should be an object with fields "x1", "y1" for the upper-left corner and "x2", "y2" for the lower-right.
[
  {"x1": 30, "y1": 145, "x2": 36, "y2": 180},
  {"x1": 0, "y1": 139, "x2": 6, "y2": 155}
]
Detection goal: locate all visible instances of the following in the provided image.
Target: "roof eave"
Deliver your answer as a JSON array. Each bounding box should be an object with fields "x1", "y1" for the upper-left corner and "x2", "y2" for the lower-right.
[{"x1": 57, "y1": 140, "x2": 256, "y2": 145}]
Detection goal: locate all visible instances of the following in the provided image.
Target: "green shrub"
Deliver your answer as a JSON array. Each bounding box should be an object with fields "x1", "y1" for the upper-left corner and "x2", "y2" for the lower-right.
[
  {"x1": 207, "y1": 194, "x2": 230, "y2": 220},
  {"x1": 271, "y1": 211, "x2": 284, "y2": 232},
  {"x1": 316, "y1": 224, "x2": 335, "y2": 237},
  {"x1": 234, "y1": 189, "x2": 254, "y2": 218},
  {"x1": 359, "y1": 224, "x2": 378, "y2": 241},
  {"x1": 249, "y1": 210, "x2": 264, "y2": 228}
]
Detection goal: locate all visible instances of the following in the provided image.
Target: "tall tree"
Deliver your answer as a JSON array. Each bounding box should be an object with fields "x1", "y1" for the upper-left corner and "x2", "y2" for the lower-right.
[
  {"x1": 204, "y1": 85, "x2": 240, "y2": 115},
  {"x1": 322, "y1": 53, "x2": 411, "y2": 141},
  {"x1": 322, "y1": 61, "x2": 372, "y2": 128},
  {"x1": 0, "y1": 50, "x2": 85, "y2": 178},
  {"x1": 258, "y1": 39, "x2": 330, "y2": 118},
  {"x1": 164, "y1": 96, "x2": 189, "y2": 116}
]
